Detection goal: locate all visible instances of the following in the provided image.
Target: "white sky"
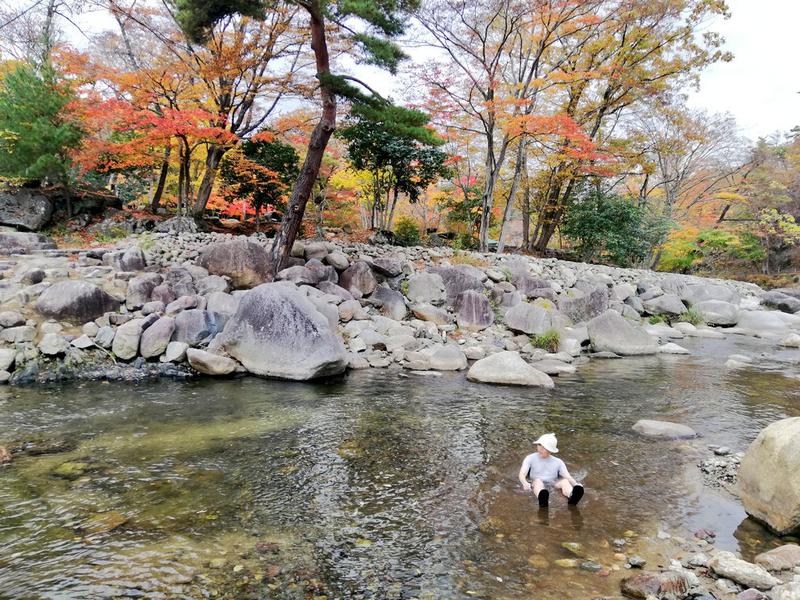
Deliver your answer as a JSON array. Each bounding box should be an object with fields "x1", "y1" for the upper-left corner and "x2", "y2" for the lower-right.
[
  {"x1": 59, "y1": 0, "x2": 800, "y2": 140},
  {"x1": 685, "y1": 0, "x2": 800, "y2": 140}
]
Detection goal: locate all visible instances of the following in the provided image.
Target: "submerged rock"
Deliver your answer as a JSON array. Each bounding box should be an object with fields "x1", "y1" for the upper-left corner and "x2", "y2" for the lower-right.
[
  {"x1": 737, "y1": 417, "x2": 800, "y2": 535},
  {"x1": 632, "y1": 419, "x2": 697, "y2": 439},
  {"x1": 620, "y1": 570, "x2": 691, "y2": 600},
  {"x1": 217, "y1": 283, "x2": 348, "y2": 380}
]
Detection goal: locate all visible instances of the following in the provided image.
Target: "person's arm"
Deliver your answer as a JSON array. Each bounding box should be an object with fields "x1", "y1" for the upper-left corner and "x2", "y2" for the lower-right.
[
  {"x1": 518, "y1": 457, "x2": 532, "y2": 491},
  {"x1": 559, "y1": 461, "x2": 579, "y2": 487}
]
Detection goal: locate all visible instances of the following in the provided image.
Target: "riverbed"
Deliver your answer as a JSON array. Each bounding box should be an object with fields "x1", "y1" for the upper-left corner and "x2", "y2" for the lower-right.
[{"x1": 1, "y1": 335, "x2": 799, "y2": 599}]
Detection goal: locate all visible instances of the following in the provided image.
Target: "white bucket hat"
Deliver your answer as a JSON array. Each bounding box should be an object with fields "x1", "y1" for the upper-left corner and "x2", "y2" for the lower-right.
[{"x1": 534, "y1": 433, "x2": 559, "y2": 453}]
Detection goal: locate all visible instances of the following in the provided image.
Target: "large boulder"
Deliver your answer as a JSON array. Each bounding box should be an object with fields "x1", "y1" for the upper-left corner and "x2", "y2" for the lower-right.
[
  {"x1": 737, "y1": 310, "x2": 799, "y2": 333},
  {"x1": 511, "y1": 272, "x2": 552, "y2": 299},
  {"x1": 755, "y1": 544, "x2": 800, "y2": 571},
  {"x1": 737, "y1": 418, "x2": 800, "y2": 535},
  {"x1": 454, "y1": 290, "x2": 493, "y2": 331},
  {"x1": 681, "y1": 283, "x2": 739, "y2": 306},
  {"x1": 587, "y1": 310, "x2": 657, "y2": 355},
  {"x1": 0, "y1": 187, "x2": 53, "y2": 230},
  {"x1": 172, "y1": 309, "x2": 218, "y2": 347},
  {"x1": 429, "y1": 266, "x2": 483, "y2": 304},
  {"x1": 504, "y1": 302, "x2": 554, "y2": 335},
  {"x1": 186, "y1": 348, "x2": 238, "y2": 375},
  {"x1": 761, "y1": 290, "x2": 800, "y2": 314},
  {"x1": 139, "y1": 316, "x2": 175, "y2": 358},
  {"x1": 642, "y1": 293, "x2": 686, "y2": 317},
  {"x1": 35, "y1": 281, "x2": 120, "y2": 321},
  {"x1": 694, "y1": 300, "x2": 739, "y2": 326},
  {"x1": 197, "y1": 239, "x2": 270, "y2": 289},
  {"x1": 126, "y1": 273, "x2": 163, "y2": 309},
  {"x1": 428, "y1": 345, "x2": 468, "y2": 371},
  {"x1": 406, "y1": 272, "x2": 446, "y2": 305},
  {"x1": 339, "y1": 261, "x2": 377, "y2": 298},
  {"x1": 372, "y1": 286, "x2": 407, "y2": 321},
  {"x1": 105, "y1": 246, "x2": 146, "y2": 271},
  {"x1": 558, "y1": 287, "x2": 609, "y2": 323},
  {"x1": 112, "y1": 319, "x2": 144, "y2": 360},
  {"x1": 411, "y1": 303, "x2": 452, "y2": 325},
  {"x1": 216, "y1": 283, "x2": 348, "y2": 380},
  {"x1": 467, "y1": 351, "x2": 554, "y2": 387}
]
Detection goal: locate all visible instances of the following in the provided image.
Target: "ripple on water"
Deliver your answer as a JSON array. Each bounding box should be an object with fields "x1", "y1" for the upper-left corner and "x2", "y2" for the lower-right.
[{"x1": 0, "y1": 335, "x2": 798, "y2": 598}]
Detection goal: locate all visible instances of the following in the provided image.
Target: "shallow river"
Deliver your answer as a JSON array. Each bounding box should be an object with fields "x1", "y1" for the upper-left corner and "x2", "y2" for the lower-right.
[{"x1": 1, "y1": 335, "x2": 799, "y2": 599}]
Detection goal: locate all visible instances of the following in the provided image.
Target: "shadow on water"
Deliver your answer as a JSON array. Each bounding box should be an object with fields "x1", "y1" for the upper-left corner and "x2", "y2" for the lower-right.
[{"x1": 0, "y1": 333, "x2": 798, "y2": 598}]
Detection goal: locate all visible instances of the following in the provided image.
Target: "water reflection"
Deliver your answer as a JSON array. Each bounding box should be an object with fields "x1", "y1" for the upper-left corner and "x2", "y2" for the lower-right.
[{"x1": 0, "y1": 335, "x2": 797, "y2": 598}]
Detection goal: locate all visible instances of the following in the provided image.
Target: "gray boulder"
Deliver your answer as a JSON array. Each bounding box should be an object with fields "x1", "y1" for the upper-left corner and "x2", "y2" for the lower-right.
[
  {"x1": 94, "y1": 325, "x2": 115, "y2": 349},
  {"x1": 558, "y1": 287, "x2": 609, "y2": 323},
  {"x1": 0, "y1": 231, "x2": 56, "y2": 253},
  {"x1": 172, "y1": 309, "x2": 217, "y2": 347},
  {"x1": 754, "y1": 544, "x2": 800, "y2": 571},
  {"x1": 139, "y1": 316, "x2": 175, "y2": 358},
  {"x1": 112, "y1": 318, "x2": 144, "y2": 360},
  {"x1": 406, "y1": 272, "x2": 446, "y2": 305},
  {"x1": 642, "y1": 293, "x2": 686, "y2": 316},
  {"x1": 707, "y1": 551, "x2": 779, "y2": 590},
  {"x1": 197, "y1": 239, "x2": 270, "y2": 289},
  {"x1": 512, "y1": 272, "x2": 552, "y2": 299},
  {"x1": 324, "y1": 251, "x2": 350, "y2": 271},
  {"x1": 428, "y1": 345, "x2": 468, "y2": 371},
  {"x1": 587, "y1": 310, "x2": 657, "y2": 355},
  {"x1": 36, "y1": 281, "x2": 120, "y2": 321},
  {"x1": 632, "y1": 419, "x2": 697, "y2": 439},
  {"x1": 429, "y1": 266, "x2": 483, "y2": 303},
  {"x1": 126, "y1": 273, "x2": 163, "y2": 309},
  {"x1": 339, "y1": 261, "x2": 377, "y2": 297},
  {"x1": 0, "y1": 310, "x2": 25, "y2": 327},
  {"x1": 737, "y1": 417, "x2": 800, "y2": 535},
  {"x1": 317, "y1": 281, "x2": 354, "y2": 302},
  {"x1": 504, "y1": 302, "x2": 554, "y2": 335},
  {"x1": 276, "y1": 265, "x2": 319, "y2": 286},
  {"x1": 467, "y1": 351, "x2": 554, "y2": 387},
  {"x1": 682, "y1": 283, "x2": 739, "y2": 306},
  {"x1": 186, "y1": 348, "x2": 238, "y2": 375},
  {"x1": 38, "y1": 333, "x2": 68, "y2": 356},
  {"x1": 205, "y1": 292, "x2": 240, "y2": 329},
  {"x1": 0, "y1": 187, "x2": 53, "y2": 230},
  {"x1": 217, "y1": 283, "x2": 348, "y2": 380},
  {"x1": 737, "y1": 310, "x2": 796, "y2": 333},
  {"x1": 370, "y1": 257, "x2": 404, "y2": 277},
  {"x1": 694, "y1": 300, "x2": 739, "y2": 326},
  {"x1": 195, "y1": 275, "x2": 230, "y2": 296},
  {"x1": 454, "y1": 290, "x2": 493, "y2": 331},
  {"x1": 105, "y1": 246, "x2": 146, "y2": 271},
  {"x1": 164, "y1": 341, "x2": 189, "y2": 363},
  {"x1": 411, "y1": 303, "x2": 452, "y2": 325},
  {"x1": 762, "y1": 291, "x2": 800, "y2": 314},
  {"x1": 372, "y1": 286, "x2": 407, "y2": 321}
]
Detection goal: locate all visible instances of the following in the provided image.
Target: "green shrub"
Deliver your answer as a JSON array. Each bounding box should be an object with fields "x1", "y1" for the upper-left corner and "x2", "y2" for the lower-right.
[
  {"x1": 678, "y1": 307, "x2": 705, "y2": 326},
  {"x1": 394, "y1": 216, "x2": 421, "y2": 247},
  {"x1": 450, "y1": 232, "x2": 479, "y2": 251},
  {"x1": 530, "y1": 329, "x2": 560, "y2": 353},
  {"x1": 648, "y1": 315, "x2": 665, "y2": 325}
]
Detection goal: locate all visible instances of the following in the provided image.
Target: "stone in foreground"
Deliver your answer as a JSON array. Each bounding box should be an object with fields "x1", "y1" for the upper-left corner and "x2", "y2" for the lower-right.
[
  {"x1": 196, "y1": 239, "x2": 270, "y2": 289},
  {"x1": 217, "y1": 283, "x2": 347, "y2": 380},
  {"x1": 632, "y1": 419, "x2": 697, "y2": 439},
  {"x1": 467, "y1": 351, "x2": 554, "y2": 387},
  {"x1": 737, "y1": 417, "x2": 800, "y2": 535},
  {"x1": 754, "y1": 544, "x2": 800, "y2": 571},
  {"x1": 707, "y1": 551, "x2": 779, "y2": 590},
  {"x1": 35, "y1": 281, "x2": 120, "y2": 322},
  {"x1": 186, "y1": 349, "x2": 238, "y2": 375},
  {"x1": 587, "y1": 310, "x2": 658, "y2": 355},
  {"x1": 620, "y1": 570, "x2": 691, "y2": 599}
]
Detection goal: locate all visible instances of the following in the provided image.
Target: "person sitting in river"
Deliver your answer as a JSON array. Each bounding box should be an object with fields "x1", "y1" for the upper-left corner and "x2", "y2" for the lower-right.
[{"x1": 518, "y1": 433, "x2": 584, "y2": 508}]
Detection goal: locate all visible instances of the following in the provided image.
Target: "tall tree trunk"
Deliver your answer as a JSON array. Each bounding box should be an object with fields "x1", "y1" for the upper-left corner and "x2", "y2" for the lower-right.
[
  {"x1": 522, "y1": 173, "x2": 531, "y2": 251},
  {"x1": 387, "y1": 187, "x2": 400, "y2": 231},
  {"x1": 150, "y1": 145, "x2": 171, "y2": 213},
  {"x1": 268, "y1": 2, "x2": 335, "y2": 276},
  {"x1": 497, "y1": 140, "x2": 527, "y2": 254},
  {"x1": 191, "y1": 145, "x2": 225, "y2": 218}
]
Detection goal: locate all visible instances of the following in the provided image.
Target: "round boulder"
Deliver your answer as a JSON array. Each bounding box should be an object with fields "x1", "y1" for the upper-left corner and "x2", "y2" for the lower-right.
[
  {"x1": 217, "y1": 283, "x2": 348, "y2": 381},
  {"x1": 737, "y1": 417, "x2": 800, "y2": 535},
  {"x1": 197, "y1": 239, "x2": 270, "y2": 289},
  {"x1": 632, "y1": 419, "x2": 697, "y2": 439},
  {"x1": 35, "y1": 281, "x2": 120, "y2": 322},
  {"x1": 587, "y1": 310, "x2": 657, "y2": 355},
  {"x1": 467, "y1": 351, "x2": 554, "y2": 387}
]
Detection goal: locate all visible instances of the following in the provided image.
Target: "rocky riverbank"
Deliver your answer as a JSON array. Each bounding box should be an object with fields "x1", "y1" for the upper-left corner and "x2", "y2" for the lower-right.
[{"x1": 1, "y1": 224, "x2": 799, "y2": 386}]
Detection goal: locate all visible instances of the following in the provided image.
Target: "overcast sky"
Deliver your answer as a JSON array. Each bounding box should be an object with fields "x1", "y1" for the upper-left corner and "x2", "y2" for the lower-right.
[
  {"x1": 62, "y1": 0, "x2": 799, "y2": 140},
  {"x1": 685, "y1": 0, "x2": 800, "y2": 139}
]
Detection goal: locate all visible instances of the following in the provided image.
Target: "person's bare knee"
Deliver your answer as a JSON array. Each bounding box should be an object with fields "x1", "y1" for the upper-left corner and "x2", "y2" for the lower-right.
[
  {"x1": 555, "y1": 478, "x2": 573, "y2": 498},
  {"x1": 532, "y1": 479, "x2": 544, "y2": 495}
]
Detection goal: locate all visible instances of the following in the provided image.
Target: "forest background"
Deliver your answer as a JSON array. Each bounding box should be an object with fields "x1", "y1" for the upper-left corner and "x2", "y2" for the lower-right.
[{"x1": 0, "y1": 0, "x2": 798, "y2": 286}]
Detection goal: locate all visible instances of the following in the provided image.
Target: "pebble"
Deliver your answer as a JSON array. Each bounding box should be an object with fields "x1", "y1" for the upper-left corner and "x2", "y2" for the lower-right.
[{"x1": 627, "y1": 556, "x2": 646, "y2": 568}]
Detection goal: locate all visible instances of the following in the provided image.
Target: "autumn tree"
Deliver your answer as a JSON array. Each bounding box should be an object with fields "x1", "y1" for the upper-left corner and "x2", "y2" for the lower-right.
[
  {"x1": 339, "y1": 107, "x2": 449, "y2": 231},
  {"x1": 176, "y1": 0, "x2": 421, "y2": 275}
]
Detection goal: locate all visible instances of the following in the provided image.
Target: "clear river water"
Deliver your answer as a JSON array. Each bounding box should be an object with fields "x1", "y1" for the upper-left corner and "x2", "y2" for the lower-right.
[{"x1": 1, "y1": 335, "x2": 799, "y2": 599}]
